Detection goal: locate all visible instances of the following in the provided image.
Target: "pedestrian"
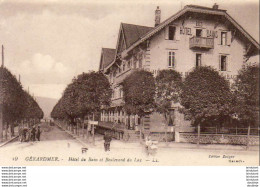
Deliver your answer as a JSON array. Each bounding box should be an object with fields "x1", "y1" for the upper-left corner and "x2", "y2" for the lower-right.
[
  {"x1": 36, "y1": 126, "x2": 41, "y2": 141},
  {"x1": 23, "y1": 127, "x2": 29, "y2": 142},
  {"x1": 104, "y1": 131, "x2": 112, "y2": 151},
  {"x1": 31, "y1": 126, "x2": 36, "y2": 141}
]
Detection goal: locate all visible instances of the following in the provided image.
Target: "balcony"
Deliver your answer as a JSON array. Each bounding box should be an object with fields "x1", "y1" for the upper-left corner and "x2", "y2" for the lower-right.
[
  {"x1": 114, "y1": 68, "x2": 136, "y2": 85},
  {"x1": 189, "y1": 36, "x2": 214, "y2": 49}
]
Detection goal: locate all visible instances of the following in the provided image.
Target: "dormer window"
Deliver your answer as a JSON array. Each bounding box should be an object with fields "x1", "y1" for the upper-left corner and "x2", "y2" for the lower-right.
[
  {"x1": 169, "y1": 26, "x2": 176, "y2": 40},
  {"x1": 221, "y1": 32, "x2": 227, "y2": 45}
]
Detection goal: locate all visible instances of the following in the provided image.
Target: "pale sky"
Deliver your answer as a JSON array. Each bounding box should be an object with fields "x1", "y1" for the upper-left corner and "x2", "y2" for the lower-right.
[{"x1": 0, "y1": 0, "x2": 259, "y2": 99}]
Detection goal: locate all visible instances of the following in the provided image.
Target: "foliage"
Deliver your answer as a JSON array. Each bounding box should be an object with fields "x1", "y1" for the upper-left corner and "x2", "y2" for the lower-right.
[
  {"x1": 155, "y1": 69, "x2": 182, "y2": 122},
  {"x1": 232, "y1": 65, "x2": 259, "y2": 127},
  {"x1": 122, "y1": 70, "x2": 156, "y2": 117},
  {"x1": 0, "y1": 67, "x2": 43, "y2": 123},
  {"x1": 51, "y1": 71, "x2": 112, "y2": 120},
  {"x1": 180, "y1": 66, "x2": 234, "y2": 126},
  {"x1": 23, "y1": 91, "x2": 44, "y2": 120}
]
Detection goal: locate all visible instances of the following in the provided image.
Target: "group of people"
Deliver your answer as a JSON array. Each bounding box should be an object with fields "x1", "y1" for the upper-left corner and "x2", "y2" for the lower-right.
[{"x1": 19, "y1": 125, "x2": 41, "y2": 142}]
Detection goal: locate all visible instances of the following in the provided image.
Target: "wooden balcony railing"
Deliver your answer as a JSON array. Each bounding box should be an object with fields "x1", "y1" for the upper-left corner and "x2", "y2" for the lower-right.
[{"x1": 189, "y1": 36, "x2": 214, "y2": 49}]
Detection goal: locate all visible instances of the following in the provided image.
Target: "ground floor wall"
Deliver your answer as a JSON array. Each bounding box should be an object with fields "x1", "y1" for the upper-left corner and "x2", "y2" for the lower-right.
[{"x1": 100, "y1": 108, "x2": 193, "y2": 134}]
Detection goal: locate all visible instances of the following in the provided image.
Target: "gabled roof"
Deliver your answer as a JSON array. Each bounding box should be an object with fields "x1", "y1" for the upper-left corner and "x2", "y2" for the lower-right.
[
  {"x1": 99, "y1": 48, "x2": 116, "y2": 70},
  {"x1": 121, "y1": 23, "x2": 154, "y2": 48},
  {"x1": 104, "y1": 23, "x2": 153, "y2": 71},
  {"x1": 105, "y1": 4, "x2": 259, "y2": 72},
  {"x1": 124, "y1": 4, "x2": 259, "y2": 55}
]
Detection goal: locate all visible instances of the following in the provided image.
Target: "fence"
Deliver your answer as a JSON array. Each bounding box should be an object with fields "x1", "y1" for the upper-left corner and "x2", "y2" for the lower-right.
[{"x1": 179, "y1": 125, "x2": 259, "y2": 146}]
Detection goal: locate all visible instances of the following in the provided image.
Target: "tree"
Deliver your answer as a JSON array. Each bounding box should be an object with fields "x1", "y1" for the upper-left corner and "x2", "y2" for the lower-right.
[
  {"x1": 155, "y1": 69, "x2": 182, "y2": 124},
  {"x1": 51, "y1": 71, "x2": 112, "y2": 121},
  {"x1": 155, "y1": 69, "x2": 182, "y2": 142},
  {"x1": 0, "y1": 67, "x2": 27, "y2": 123},
  {"x1": 180, "y1": 66, "x2": 234, "y2": 128},
  {"x1": 232, "y1": 65, "x2": 259, "y2": 127},
  {"x1": 0, "y1": 66, "x2": 43, "y2": 140},
  {"x1": 51, "y1": 97, "x2": 67, "y2": 120},
  {"x1": 22, "y1": 91, "x2": 44, "y2": 120},
  {"x1": 122, "y1": 70, "x2": 156, "y2": 141}
]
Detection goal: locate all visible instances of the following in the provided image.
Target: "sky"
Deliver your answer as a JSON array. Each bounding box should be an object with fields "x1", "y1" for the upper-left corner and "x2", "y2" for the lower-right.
[{"x1": 0, "y1": 0, "x2": 259, "y2": 99}]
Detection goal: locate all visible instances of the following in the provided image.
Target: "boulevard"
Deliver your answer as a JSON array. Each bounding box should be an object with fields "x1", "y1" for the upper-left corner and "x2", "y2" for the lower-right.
[{"x1": 0, "y1": 122, "x2": 258, "y2": 166}]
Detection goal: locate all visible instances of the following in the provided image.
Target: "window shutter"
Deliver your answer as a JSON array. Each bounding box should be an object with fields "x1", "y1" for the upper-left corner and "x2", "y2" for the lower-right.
[
  {"x1": 202, "y1": 29, "x2": 206, "y2": 37},
  {"x1": 227, "y1": 31, "x2": 232, "y2": 45},
  {"x1": 219, "y1": 55, "x2": 221, "y2": 70},
  {"x1": 175, "y1": 27, "x2": 180, "y2": 40},
  {"x1": 218, "y1": 31, "x2": 222, "y2": 45},
  {"x1": 226, "y1": 56, "x2": 228, "y2": 71},
  {"x1": 165, "y1": 26, "x2": 169, "y2": 40},
  {"x1": 174, "y1": 53, "x2": 177, "y2": 68}
]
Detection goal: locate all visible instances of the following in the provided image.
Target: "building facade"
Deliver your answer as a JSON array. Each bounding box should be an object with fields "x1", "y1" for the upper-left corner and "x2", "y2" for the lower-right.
[{"x1": 98, "y1": 4, "x2": 259, "y2": 136}]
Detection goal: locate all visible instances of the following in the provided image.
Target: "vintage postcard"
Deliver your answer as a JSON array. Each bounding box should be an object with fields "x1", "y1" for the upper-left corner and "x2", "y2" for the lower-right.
[{"x1": 0, "y1": 0, "x2": 259, "y2": 166}]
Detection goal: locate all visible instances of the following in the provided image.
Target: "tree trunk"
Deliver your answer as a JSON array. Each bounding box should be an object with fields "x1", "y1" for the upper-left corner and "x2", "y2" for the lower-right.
[
  {"x1": 92, "y1": 113, "x2": 95, "y2": 145},
  {"x1": 5, "y1": 122, "x2": 8, "y2": 140},
  {"x1": 246, "y1": 125, "x2": 251, "y2": 150},
  {"x1": 139, "y1": 116, "x2": 142, "y2": 144},
  {"x1": 197, "y1": 124, "x2": 200, "y2": 146},
  {"x1": 0, "y1": 110, "x2": 3, "y2": 142},
  {"x1": 164, "y1": 113, "x2": 168, "y2": 144}
]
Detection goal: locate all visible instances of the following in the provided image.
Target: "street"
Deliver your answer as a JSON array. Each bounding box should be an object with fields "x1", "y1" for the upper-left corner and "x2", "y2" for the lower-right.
[{"x1": 0, "y1": 122, "x2": 258, "y2": 166}]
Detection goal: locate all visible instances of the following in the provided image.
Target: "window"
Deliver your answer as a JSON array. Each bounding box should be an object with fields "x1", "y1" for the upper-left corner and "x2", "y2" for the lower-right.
[
  {"x1": 196, "y1": 54, "x2": 202, "y2": 67},
  {"x1": 168, "y1": 26, "x2": 176, "y2": 40},
  {"x1": 139, "y1": 59, "x2": 142, "y2": 68},
  {"x1": 133, "y1": 60, "x2": 137, "y2": 69},
  {"x1": 119, "y1": 88, "x2": 123, "y2": 98},
  {"x1": 196, "y1": 29, "x2": 202, "y2": 37},
  {"x1": 122, "y1": 64, "x2": 125, "y2": 71},
  {"x1": 112, "y1": 90, "x2": 115, "y2": 98},
  {"x1": 221, "y1": 32, "x2": 227, "y2": 45},
  {"x1": 220, "y1": 55, "x2": 227, "y2": 71},
  {"x1": 168, "y1": 51, "x2": 175, "y2": 68},
  {"x1": 127, "y1": 61, "x2": 130, "y2": 68}
]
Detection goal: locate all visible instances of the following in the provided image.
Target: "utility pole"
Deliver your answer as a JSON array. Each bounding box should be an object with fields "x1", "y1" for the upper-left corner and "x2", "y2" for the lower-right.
[{"x1": 0, "y1": 45, "x2": 4, "y2": 142}]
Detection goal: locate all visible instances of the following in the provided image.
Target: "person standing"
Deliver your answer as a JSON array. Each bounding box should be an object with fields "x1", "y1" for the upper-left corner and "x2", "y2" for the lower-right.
[
  {"x1": 36, "y1": 126, "x2": 41, "y2": 141},
  {"x1": 31, "y1": 126, "x2": 36, "y2": 141},
  {"x1": 104, "y1": 131, "x2": 112, "y2": 151}
]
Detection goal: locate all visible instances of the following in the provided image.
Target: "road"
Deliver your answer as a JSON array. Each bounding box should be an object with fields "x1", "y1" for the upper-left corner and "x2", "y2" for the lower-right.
[{"x1": 0, "y1": 122, "x2": 258, "y2": 166}]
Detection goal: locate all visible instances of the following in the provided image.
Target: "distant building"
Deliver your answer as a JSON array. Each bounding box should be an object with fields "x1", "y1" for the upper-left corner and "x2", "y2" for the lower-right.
[{"x1": 98, "y1": 4, "x2": 259, "y2": 138}]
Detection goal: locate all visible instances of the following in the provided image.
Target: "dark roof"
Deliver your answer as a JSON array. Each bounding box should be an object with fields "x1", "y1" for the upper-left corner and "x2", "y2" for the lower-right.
[
  {"x1": 101, "y1": 48, "x2": 116, "y2": 69},
  {"x1": 121, "y1": 23, "x2": 153, "y2": 48}
]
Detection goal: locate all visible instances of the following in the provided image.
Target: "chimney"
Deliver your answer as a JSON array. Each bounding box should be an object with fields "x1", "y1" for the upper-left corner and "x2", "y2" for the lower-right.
[
  {"x1": 212, "y1": 3, "x2": 219, "y2": 9},
  {"x1": 155, "y1": 6, "x2": 161, "y2": 27}
]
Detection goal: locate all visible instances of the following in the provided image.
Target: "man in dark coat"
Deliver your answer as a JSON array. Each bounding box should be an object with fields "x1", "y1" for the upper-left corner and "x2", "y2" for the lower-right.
[
  {"x1": 104, "y1": 131, "x2": 112, "y2": 151},
  {"x1": 31, "y1": 126, "x2": 36, "y2": 141},
  {"x1": 36, "y1": 126, "x2": 41, "y2": 141}
]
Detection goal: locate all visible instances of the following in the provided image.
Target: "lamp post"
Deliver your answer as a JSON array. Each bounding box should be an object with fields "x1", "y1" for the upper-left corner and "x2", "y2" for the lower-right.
[{"x1": 0, "y1": 45, "x2": 4, "y2": 142}]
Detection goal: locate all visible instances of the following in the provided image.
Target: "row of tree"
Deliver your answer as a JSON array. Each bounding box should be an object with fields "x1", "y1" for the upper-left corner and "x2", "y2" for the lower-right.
[
  {"x1": 51, "y1": 71, "x2": 112, "y2": 124},
  {"x1": 123, "y1": 65, "x2": 259, "y2": 128},
  {"x1": 51, "y1": 65, "x2": 259, "y2": 129},
  {"x1": 0, "y1": 66, "x2": 44, "y2": 124}
]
